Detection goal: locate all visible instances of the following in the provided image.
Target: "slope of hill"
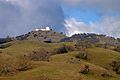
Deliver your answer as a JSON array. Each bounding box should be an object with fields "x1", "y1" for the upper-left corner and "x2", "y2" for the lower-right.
[
  {"x1": 0, "y1": 41, "x2": 120, "y2": 80},
  {"x1": 1, "y1": 30, "x2": 120, "y2": 80}
]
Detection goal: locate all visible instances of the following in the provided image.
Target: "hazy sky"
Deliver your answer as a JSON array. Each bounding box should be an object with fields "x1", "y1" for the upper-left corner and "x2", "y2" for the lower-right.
[{"x1": 0, "y1": 0, "x2": 120, "y2": 37}]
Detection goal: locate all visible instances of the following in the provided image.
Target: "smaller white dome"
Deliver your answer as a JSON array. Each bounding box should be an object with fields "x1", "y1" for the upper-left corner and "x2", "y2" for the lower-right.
[
  {"x1": 46, "y1": 27, "x2": 50, "y2": 31},
  {"x1": 35, "y1": 29, "x2": 39, "y2": 31}
]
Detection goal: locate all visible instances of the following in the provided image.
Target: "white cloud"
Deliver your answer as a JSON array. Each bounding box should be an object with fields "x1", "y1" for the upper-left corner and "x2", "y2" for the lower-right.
[
  {"x1": 0, "y1": 0, "x2": 65, "y2": 37},
  {"x1": 64, "y1": 17, "x2": 120, "y2": 38},
  {"x1": 99, "y1": 16, "x2": 120, "y2": 37},
  {"x1": 0, "y1": 0, "x2": 120, "y2": 38},
  {"x1": 64, "y1": 18, "x2": 98, "y2": 36}
]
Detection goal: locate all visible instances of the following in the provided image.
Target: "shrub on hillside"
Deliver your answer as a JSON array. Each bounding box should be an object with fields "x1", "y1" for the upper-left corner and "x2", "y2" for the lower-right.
[
  {"x1": 75, "y1": 40, "x2": 92, "y2": 50},
  {"x1": 76, "y1": 51, "x2": 90, "y2": 60},
  {"x1": 114, "y1": 45, "x2": 120, "y2": 52},
  {"x1": 27, "y1": 49, "x2": 50, "y2": 61},
  {"x1": 0, "y1": 57, "x2": 32, "y2": 76},
  {"x1": 55, "y1": 45, "x2": 69, "y2": 54},
  {"x1": 0, "y1": 63, "x2": 15, "y2": 76},
  {"x1": 55, "y1": 45, "x2": 76, "y2": 54},
  {"x1": 110, "y1": 59, "x2": 120, "y2": 74},
  {"x1": 0, "y1": 58, "x2": 17, "y2": 76},
  {"x1": 101, "y1": 72, "x2": 112, "y2": 77},
  {"x1": 16, "y1": 57, "x2": 32, "y2": 71},
  {"x1": 80, "y1": 65, "x2": 90, "y2": 74}
]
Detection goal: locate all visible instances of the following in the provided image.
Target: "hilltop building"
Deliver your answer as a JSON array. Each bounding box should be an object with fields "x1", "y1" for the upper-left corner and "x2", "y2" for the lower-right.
[{"x1": 35, "y1": 27, "x2": 50, "y2": 31}]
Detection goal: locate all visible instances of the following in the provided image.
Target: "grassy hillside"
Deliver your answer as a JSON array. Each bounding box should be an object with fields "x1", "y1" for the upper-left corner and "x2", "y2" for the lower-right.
[
  {"x1": 2, "y1": 40, "x2": 75, "y2": 56},
  {"x1": 0, "y1": 41, "x2": 120, "y2": 80},
  {"x1": 87, "y1": 48, "x2": 120, "y2": 67}
]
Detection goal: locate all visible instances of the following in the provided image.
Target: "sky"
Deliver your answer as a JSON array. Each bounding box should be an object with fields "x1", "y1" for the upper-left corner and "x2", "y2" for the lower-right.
[{"x1": 0, "y1": 0, "x2": 120, "y2": 38}]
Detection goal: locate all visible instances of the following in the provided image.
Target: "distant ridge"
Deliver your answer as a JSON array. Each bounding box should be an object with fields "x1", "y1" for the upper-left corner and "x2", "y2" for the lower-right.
[
  {"x1": 1, "y1": 28, "x2": 120, "y2": 45},
  {"x1": 0, "y1": 37, "x2": 12, "y2": 44},
  {"x1": 61, "y1": 33, "x2": 120, "y2": 46}
]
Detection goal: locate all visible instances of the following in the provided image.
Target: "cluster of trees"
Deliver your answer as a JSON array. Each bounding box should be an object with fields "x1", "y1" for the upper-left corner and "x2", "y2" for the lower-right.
[
  {"x1": 16, "y1": 34, "x2": 29, "y2": 40},
  {"x1": 0, "y1": 36, "x2": 12, "y2": 44},
  {"x1": 75, "y1": 40, "x2": 92, "y2": 50},
  {"x1": 61, "y1": 33, "x2": 120, "y2": 49},
  {"x1": 61, "y1": 33, "x2": 101, "y2": 42},
  {"x1": 54, "y1": 45, "x2": 75, "y2": 54}
]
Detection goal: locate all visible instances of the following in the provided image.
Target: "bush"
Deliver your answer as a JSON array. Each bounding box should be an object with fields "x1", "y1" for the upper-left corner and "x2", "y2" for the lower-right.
[
  {"x1": 55, "y1": 45, "x2": 69, "y2": 54},
  {"x1": 0, "y1": 64, "x2": 15, "y2": 76},
  {"x1": 80, "y1": 65, "x2": 90, "y2": 74},
  {"x1": 0, "y1": 56, "x2": 32, "y2": 76},
  {"x1": 0, "y1": 58, "x2": 17, "y2": 76},
  {"x1": 114, "y1": 45, "x2": 120, "y2": 52},
  {"x1": 27, "y1": 49, "x2": 50, "y2": 61},
  {"x1": 76, "y1": 51, "x2": 90, "y2": 60},
  {"x1": 75, "y1": 40, "x2": 92, "y2": 50},
  {"x1": 55, "y1": 45, "x2": 75, "y2": 54},
  {"x1": 116, "y1": 69, "x2": 120, "y2": 74},
  {"x1": 16, "y1": 57, "x2": 32, "y2": 71},
  {"x1": 110, "y1": 60, "x2": 120, "y2": 74},
  {"x1": 101, "y1": 72, "x2": 112, "y2": 77}
]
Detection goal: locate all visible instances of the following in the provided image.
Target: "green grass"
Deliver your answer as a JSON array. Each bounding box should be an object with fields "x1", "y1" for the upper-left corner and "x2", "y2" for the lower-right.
[
  {"x1": 87, "y1": 48, "x2": 120, "y2": 67},
  {"x1": 2, "y1": 40, "x2": 64, "y2": 56},
  {"x1": 2, "y1": 40, "x2": 75, "y2": 57},
  {"x1": 7, "y1": 51, "x2": 120, "y2": 80}
]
